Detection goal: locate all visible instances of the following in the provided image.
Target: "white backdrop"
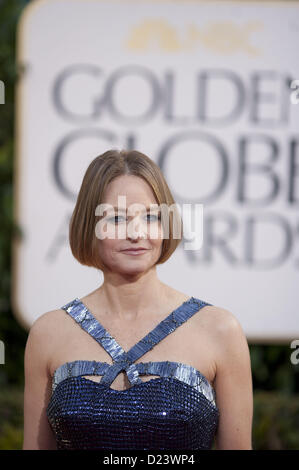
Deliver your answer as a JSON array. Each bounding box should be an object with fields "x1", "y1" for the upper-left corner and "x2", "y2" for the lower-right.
[{"x1": 13, "y1": 0, "x2": 299, "y2": 341}]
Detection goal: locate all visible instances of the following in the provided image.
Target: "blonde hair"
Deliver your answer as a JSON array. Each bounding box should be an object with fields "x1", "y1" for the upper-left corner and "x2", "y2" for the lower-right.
[{"x1": 69, "y1": 149, "x2": 183, "y2": 271}]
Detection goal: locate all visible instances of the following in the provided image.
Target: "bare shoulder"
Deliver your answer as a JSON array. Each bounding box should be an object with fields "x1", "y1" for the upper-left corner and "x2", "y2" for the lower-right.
[
  {"x1": 203, "y1": 306, "x2": 253, "y2": 449},
  {"x1": 26, "y1": 309, "x2": 67, "y2": 366},
  {"x1": 29, "y1": 308, "x2": 65, "y2": 335},
  {"x1": 203, "y1": 305, "x2": 250, "y2": 367},
  {"x1": 202, "y1": 305, "x2": 242, "y2": 333},
  {"x1": 199, "y1": 304, "x2": 247, "y2": 349}
]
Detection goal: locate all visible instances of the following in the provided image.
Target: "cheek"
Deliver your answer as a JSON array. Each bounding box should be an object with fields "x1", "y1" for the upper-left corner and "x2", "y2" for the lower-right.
[
  {"x1": 147, "y1": 222, "x2": 164, "y2": 241},
  {"x1": 149, "y1": 229, "x2": 164, "y2": 249},
  {"x1": 98, "y1": 238, "x2": 119, "y2": 259},
  {"x1": 96, "y1": 220, "x2": 123, "y2": 241}
]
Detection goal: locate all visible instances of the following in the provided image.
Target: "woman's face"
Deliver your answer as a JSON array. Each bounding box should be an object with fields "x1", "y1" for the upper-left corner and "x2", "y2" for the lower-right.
[{"x1": 95, "y1": 175, "x2": 164, "y2": 276}]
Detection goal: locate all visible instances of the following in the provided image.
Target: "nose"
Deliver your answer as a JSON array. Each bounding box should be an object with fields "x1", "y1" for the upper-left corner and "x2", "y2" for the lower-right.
[{"x1": 126, "y1": 217, "x2": 147, "y2": 240}]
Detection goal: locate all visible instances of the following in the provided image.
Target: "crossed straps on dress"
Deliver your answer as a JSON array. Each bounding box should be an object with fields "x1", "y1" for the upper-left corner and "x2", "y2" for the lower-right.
[{"x1": 61, "y1": 296, "x2": 212, "y2": 388}]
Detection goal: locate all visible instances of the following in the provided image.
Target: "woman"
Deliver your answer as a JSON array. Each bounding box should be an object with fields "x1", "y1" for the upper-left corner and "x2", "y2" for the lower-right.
[{"x1": 23, "y1": 149, "x2": 253, "y2": 450}]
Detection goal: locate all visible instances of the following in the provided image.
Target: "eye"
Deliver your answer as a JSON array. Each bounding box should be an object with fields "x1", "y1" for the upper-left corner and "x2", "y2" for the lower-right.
[
  {"x1": 107, "y1": 215, "x2": 126, "y2": 224},
  {"x1": 146, "y1": 213, "x2": 161, "y2": 222}
]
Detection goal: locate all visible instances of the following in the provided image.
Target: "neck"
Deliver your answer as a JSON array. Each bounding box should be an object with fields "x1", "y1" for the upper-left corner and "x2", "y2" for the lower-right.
[{"x1": 96, "y1": 267, "x2": 168, "y2": 321}]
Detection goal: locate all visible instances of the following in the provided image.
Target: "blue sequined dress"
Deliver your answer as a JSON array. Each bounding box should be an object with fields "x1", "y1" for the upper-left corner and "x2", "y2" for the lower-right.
[{"x1": 46, "y1": 296, "x2": 219, "y2": 450}]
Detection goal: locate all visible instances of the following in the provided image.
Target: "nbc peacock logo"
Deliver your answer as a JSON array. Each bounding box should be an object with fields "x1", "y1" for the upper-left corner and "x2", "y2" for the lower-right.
[{"x1": 125, "y1": 19, "x2": 262, "y2": 55}]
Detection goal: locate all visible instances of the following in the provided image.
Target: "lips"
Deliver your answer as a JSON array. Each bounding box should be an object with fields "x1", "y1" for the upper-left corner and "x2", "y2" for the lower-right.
[
  {"x1": 120, "y1": 248, "x2": 149, "y2": 255},
  {"x1": 121, "y1": 248, "x2": 148, "y2": 251}
]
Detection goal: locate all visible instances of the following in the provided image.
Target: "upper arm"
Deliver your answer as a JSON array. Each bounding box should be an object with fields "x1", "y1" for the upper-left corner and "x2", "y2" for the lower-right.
[
  {"x1": 23, "y1": 312, "x2": 58, "y2": 450},
  {"x1": 212, "y1": 309, "x2": 253, "y2": 450}
]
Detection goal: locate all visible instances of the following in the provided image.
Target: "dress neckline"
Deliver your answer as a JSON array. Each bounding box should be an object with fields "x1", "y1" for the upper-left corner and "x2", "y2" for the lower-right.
[{"x1": 75, "y1": 296, "x2": 196, "y2": 356}]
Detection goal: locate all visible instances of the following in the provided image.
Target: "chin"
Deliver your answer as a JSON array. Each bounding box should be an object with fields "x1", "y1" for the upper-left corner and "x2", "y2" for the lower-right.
[{"x1": 117, "y1": 261, "x2": 154, "y2": 275}]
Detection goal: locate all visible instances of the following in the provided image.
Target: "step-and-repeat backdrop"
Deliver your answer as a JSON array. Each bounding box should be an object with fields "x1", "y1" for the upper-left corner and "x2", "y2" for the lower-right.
[{"x1": 13, "y1": 0, "x2": 299, "y2": 342}]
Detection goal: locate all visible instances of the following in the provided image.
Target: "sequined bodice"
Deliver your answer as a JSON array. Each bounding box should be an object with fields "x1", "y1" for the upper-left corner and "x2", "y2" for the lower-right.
[{"x1": 46, "y1": 296, "x2": 219, "y2": 450}]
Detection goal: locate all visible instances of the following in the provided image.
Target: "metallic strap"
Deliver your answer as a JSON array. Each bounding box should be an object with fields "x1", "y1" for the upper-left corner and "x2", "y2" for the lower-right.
[{"x1": 52, "y1": 296, "x2": 217, "y2": 408}]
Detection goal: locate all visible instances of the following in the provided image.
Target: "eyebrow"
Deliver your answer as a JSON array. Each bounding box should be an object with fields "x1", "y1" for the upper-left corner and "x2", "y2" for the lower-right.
[{"x1": 109, "y1": 206, "x2": 159, "y2": 212}]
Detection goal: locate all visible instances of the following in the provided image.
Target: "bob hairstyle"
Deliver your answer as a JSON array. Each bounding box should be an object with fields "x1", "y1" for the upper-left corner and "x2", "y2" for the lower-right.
[{"x1": 69, "y1": 149, "x2": 183, "y2": 271}]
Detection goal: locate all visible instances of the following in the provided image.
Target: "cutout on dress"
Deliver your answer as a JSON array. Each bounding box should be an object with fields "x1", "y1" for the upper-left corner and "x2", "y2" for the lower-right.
[{"x1": 82, "y1": 372, "x2": 161, "y2": 391}]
